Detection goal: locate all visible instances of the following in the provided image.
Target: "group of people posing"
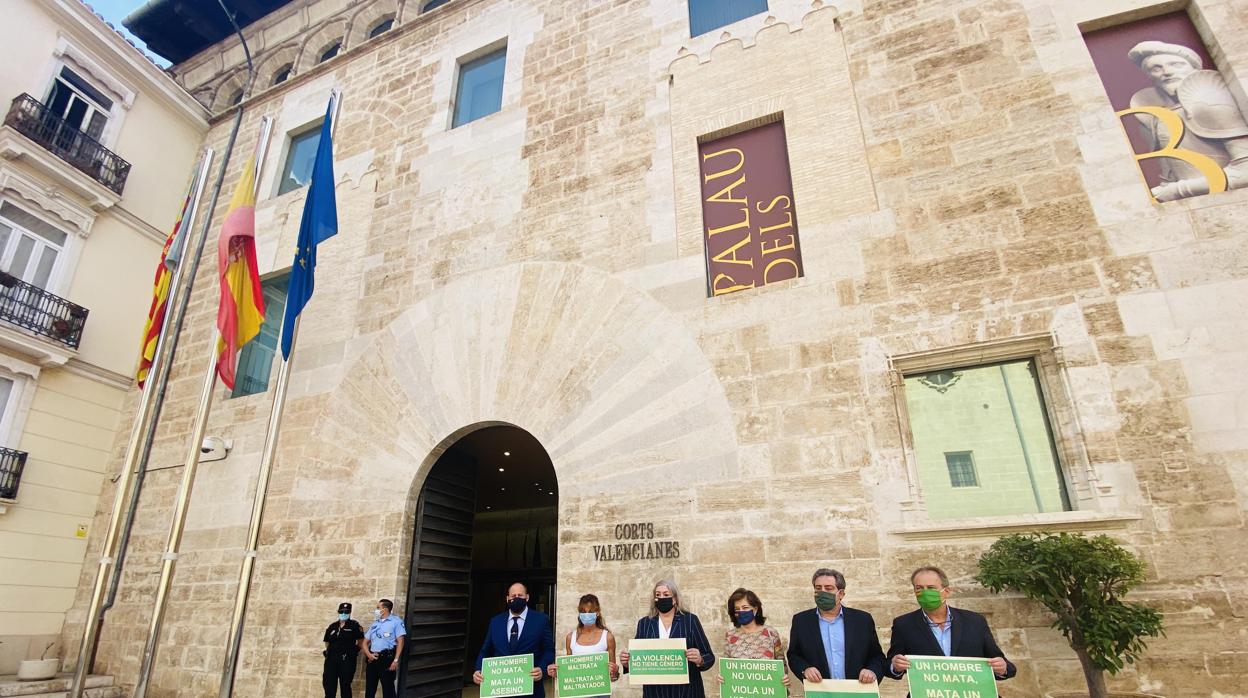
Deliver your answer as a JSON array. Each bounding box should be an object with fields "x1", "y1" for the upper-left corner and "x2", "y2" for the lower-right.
[
  {"x1": 472, "y1": 565, "x2": 1016, "y2": 698},
  {"x1": 321, "y1": 564, "x2": 1016, "y2": 698}
]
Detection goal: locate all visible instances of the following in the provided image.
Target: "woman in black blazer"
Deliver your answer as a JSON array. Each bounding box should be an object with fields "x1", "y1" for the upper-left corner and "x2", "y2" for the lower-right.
[{"x1": 620, "y1": 579, "x2": 716, "y2": 698}]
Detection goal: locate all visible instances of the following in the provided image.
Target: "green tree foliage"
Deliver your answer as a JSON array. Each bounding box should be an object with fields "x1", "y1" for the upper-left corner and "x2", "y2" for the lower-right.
[{"x1": 977, "y1": 533, "x2": 1164, "y2": 697}]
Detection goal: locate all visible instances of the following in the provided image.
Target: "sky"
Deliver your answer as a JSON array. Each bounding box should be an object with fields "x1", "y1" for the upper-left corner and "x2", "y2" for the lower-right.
[{"x1": 83, "y1": 0, "x2": 172, "y2": 67}]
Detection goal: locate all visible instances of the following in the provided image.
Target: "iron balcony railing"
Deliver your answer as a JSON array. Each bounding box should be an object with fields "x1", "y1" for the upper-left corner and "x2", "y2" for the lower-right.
[
  {"x1": 0, "y1": 447, "x2": 27, "y2": 500},
  {"x1": 4, "y1": 94, "x2": 131, "y2": 195},
  {"x1": 0, "y1": 272, "x2": 89, "y2": 348}
]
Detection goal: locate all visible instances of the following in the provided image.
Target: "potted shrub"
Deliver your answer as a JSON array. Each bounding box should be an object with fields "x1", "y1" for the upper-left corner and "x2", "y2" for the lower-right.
[
  {"x1": 17, "y1": 640, "x2": 59, "y2": 681},
  {"x1": 976, "y1": 533, "x2": 1164, "y2": 698}
]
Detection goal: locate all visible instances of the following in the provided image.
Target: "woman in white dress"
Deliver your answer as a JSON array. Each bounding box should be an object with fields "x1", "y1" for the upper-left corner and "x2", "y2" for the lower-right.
[{"x1": 546, "y1": 594, "x2": 620, "y2": 694}]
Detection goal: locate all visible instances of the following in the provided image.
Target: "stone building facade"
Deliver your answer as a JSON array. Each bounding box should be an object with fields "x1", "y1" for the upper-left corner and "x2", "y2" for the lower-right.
[{"x1": 67, "y1": 0, "x2": 1248, "y2": 696}]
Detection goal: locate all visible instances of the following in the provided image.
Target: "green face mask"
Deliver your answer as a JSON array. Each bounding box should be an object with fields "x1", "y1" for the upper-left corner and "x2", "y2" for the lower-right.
[
  {"x1": 916, "y1": 588, "x2": 944, "y2": 611},
  {"x1": 814, "y1": 591, "x2": 839, "y2": 611}
]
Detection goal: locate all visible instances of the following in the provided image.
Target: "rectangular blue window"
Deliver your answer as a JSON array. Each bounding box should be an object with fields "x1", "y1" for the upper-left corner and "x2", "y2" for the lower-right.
[
  {"x1": 230, "y1": 274, "x2": 289, "y2": 398},
  {"x1": 278, "y1": 125, "x2": 322, "y2": 195},
  {"x1": 452, "y1": 48, "x2": 506, "y2": 128},
  {"x1": 688, "y1": 0, "x2": 768, "y2": 37}
]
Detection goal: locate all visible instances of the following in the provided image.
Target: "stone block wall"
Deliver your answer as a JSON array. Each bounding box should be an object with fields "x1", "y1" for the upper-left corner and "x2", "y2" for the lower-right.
[{"x1": 65, "y1": 0, "x2": 1248, "y2": 695}]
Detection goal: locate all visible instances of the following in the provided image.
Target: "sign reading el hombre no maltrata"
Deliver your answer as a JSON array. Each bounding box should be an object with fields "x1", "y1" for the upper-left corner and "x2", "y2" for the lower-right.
[
  {"x1": 904, "y1": 656, "x2": 999, "y2": 698},
  {"x1": 482, "y1": 653, "x2": 535, "y2": 698},
  {"x1": 556, "y1": 651, "x2": 612, "y2": 698}
]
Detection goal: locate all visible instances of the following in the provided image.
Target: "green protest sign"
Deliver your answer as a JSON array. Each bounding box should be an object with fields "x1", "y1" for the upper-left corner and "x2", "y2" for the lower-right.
[
  {"x1": 720, "y1": 658, "x2": 785, "y2": 698},
  {"x1": 803, "y1": 678, "x2": 880, "y2": 697},
  {"x1": 905, "y1": 656, "x2": 999, "y2": 698},
  {"x1": 557, "y1": 652, "x2": 612, "y2": 698},
  {"x1": 628, "y1": 638, "x2": 688, "y2": 686},
  {"x1": 482, "y1": 653, "x2": 535, "y2": 698}
]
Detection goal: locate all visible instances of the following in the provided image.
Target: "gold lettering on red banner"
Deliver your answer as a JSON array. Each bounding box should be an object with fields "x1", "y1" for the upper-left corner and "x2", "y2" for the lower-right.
[{"x1": 699, "y1": 121, "x2": 803, "y2": 297}]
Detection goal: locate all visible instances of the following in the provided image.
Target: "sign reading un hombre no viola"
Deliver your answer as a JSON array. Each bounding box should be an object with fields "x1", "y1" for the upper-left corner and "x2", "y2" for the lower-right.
[
  {"x1": 904, "y1": 656, "x2": 999, "y2": 698},
  {"x1": 698, "y1": 120, "x2": 803, "y2": 297},
  {"x1": 481, "y1": 653, "x2": 535, "y2": 698},
  {"x1": 721, "y1": 658, "x2": 785, "y2": 698}
]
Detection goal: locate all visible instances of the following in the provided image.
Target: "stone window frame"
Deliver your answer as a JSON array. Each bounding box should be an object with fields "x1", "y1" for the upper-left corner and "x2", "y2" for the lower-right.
[
  {"x1": 886, "y1": 333, "x2": 1116, "y2": 532},
  {"x1": 0, "y1": 356, "x2": 39, "y2": 456}
]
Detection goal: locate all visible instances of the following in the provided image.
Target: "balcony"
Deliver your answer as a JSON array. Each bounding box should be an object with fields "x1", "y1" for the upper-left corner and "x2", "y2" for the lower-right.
[
  {"x1": 3, "y1": 94, "x2": 130, "y2": 195},
  {"x1": 0, "y1": 272, "x2": 89, "y2": 349},
  {"x1": 0, "y1": 447, "x2": 27, "y2": 501}
]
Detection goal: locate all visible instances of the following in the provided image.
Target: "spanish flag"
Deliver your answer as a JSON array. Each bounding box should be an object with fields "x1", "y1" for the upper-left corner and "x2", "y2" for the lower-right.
[
  {"x1": 136, "y1": 180, "x2": 193, "y2": 388},
  {"x1": 215, "y1": 156, "x2": 265, "y2": 390}
]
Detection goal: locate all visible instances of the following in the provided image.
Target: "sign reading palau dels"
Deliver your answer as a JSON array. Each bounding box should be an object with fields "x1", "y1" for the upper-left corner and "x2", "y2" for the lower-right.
[
  {"x1": 556, "y1": 652, "x2": 612, "y2": 698},
  {"x1": 803, "y1": 678, "x2": 880, "y2": 698},
  {"x1": 698, "y1": 119, "x2": 803, "y2": 297},
  {"x1": 720, "y1": 658, "x2": 785, "y2": 698},
  {"x1": 904, "y1": 656, "x2": 998, "y2": 698},
  {"x1": 628, "y1": 638, "x2": 688, "y2": 686},
  {"x1": 481, "y1": 653, "x2": 536, "y2": 698}
]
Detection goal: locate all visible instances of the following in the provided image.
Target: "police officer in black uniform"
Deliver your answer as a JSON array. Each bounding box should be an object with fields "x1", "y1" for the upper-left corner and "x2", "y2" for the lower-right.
[{"x1": 324, "y1": 601, "x2": 365, "y2": 698}]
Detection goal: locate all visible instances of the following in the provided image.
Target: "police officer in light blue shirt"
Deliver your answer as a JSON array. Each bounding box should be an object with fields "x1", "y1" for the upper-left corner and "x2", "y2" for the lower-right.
[{"x1": 363, "y1": 598, "x2": 406, "y2": 698}]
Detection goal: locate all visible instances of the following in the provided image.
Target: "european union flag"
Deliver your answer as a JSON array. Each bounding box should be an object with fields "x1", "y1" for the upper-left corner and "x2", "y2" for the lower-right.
[{"x1": 281, "y1": 96, "x2": 338, "y2": 359}]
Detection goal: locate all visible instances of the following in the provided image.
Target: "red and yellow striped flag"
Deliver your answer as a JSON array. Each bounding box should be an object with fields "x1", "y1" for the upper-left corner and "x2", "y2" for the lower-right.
[
  {"x1": 136, "y1": 183, "x2": 193, "y2": 388},
  {"x1": 215, "y1": 156, "x2": 266, "y2": 390}
]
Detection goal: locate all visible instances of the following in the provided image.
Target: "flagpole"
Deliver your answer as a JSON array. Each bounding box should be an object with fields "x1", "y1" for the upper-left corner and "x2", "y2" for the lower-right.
[
  {"x1": 131, "y1": 335, "x2": 220, "y2": 698},
  {"x1": 84, "y1": 146, "x2": 215, "y2": 664},
  {"x1": 130, "y1": 110, "x2": 272, "y2": 696},
  {"x1": 217, "y1": 89, "x2": 341, "y2": 698},
  {"x1": 67, "y1": 149, "x2": 213, "y2": 697}
]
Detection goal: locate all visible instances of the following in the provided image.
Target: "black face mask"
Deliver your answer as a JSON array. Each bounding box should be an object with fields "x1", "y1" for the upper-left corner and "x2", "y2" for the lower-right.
[
  {"x1": 655, "y1": 597, "x2": 674, "y2": 613},
  {"x1": 508, "y1": 597, "x2": 527, "y2": 613}
]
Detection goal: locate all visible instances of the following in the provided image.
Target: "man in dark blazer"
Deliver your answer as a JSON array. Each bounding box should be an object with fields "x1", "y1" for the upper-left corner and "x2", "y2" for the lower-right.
[
  {"x1": 473, "y1": 582, "x2": 556, "y2": 698},
  {"x1": 884, "y1": 566, "x2": 1016, "y2": 692},
  {"x1": 787, "y1": 568, "x2": 887, "y2": 684}
]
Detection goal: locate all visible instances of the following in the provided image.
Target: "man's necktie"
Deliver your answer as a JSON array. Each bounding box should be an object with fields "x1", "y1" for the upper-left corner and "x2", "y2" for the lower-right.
[{"x1": 509, "y1": 616, "x2": 519, "y2": 651}]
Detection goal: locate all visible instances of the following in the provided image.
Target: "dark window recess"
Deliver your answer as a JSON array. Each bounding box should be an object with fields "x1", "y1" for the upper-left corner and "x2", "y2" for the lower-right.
[
  {"x1": 272, "y1": 65, "x2": 292, "y2": 85},
  {"x1": 4, "y1": 94, "x2": 130, "y2": 194},
  {"x1": 369, "y1": 18, "x2": 394, "y2": 38},
  {"x1": 422, "y1": 0, "x2": 453, "y2": 12},
  {"x1": 230, "y1": 89, "x2": 244, "y2": 106},
  {"x1": 688, "y1": 0, "x2": 768, "y2": 37},
  {"x1": 319, "y1": 42, "x2": 342, "y2": 63}
]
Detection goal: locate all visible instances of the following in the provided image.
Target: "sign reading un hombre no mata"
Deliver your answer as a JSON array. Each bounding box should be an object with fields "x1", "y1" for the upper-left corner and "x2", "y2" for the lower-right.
[{"x1": 698, "y1": 119, "x2": 803, "y2": 297}]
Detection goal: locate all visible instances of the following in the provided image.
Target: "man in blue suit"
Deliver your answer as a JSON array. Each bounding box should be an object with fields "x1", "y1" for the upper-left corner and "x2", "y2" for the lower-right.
[{"x1": 473, "y1": 582, "x2": 556, "y2": 698}]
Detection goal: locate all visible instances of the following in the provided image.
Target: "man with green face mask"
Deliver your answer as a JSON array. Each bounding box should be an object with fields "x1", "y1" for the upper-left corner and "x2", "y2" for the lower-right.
[
  {"x1": 883, "y1": 566, "x2": 1015, "y2": 693},
  {"x1": 786, "y1": 568, "x2": 886, "y2": 685}
]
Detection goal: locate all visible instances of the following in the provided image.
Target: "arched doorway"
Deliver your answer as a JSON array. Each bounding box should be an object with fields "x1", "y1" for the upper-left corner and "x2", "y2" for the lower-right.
[{"x1": 401, "y1": 425, "x2": 558, "y2": 698}]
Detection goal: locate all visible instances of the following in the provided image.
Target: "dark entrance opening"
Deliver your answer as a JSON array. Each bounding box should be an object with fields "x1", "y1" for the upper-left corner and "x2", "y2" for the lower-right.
[{"x1": 401, "y1": 425, "x2": 558, "y2": 698}]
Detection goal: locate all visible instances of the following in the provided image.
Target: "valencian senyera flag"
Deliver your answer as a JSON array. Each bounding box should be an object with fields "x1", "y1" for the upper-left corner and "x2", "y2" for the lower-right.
[
  {"x1": 136, "y1": 175, "x2": 195, "y2": 388},
  {"x1": 215, "y1": 155, "x2": 266, "y2": 390},
  {"x1": 281, "y1": 97, "x2": 338, "y2": 359}
]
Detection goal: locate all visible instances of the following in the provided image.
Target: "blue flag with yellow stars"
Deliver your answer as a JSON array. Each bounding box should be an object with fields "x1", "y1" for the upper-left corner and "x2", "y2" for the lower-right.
[{"x1": 281, "y1": 96, "x2": 338, "y2": 359}]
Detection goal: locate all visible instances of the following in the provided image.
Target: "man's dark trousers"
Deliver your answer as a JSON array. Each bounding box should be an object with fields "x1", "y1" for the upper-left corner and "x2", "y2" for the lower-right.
[
  {"x1": 323, "y1": 650, "x2": 357, "y2": 698},
  {"x1": 365, "y1": 650, "x2": 397, "y2": 698}
]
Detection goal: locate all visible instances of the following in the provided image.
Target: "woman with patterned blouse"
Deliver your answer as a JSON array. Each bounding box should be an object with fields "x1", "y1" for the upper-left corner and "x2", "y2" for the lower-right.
[{"x1": 719, "y1": 588, "x2": 791, "y2": 689}]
